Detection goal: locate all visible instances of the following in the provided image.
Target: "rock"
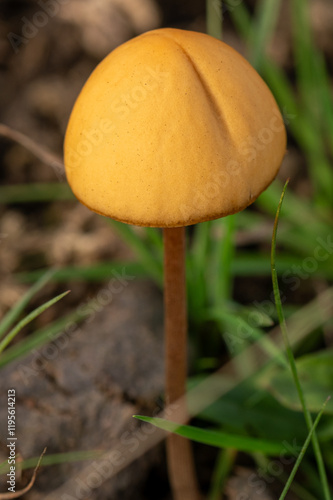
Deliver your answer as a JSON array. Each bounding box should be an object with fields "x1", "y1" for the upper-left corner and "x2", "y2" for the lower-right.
[{"x1": 0, "y1": 280, "x2": 165, "y2": 499}]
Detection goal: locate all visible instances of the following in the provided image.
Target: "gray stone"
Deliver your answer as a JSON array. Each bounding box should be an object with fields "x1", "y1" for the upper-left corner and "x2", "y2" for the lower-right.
[{"x1": 0, "y1": 280, "x2": 165, "y2": 499}]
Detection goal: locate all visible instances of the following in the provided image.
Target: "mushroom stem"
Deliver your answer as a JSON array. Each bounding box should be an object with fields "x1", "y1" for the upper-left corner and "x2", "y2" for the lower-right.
[{"x1": 164, "y1": 227, "x2": 201, "y2": 500}]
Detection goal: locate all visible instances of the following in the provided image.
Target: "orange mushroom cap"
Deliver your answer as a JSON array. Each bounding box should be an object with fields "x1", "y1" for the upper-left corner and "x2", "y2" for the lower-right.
[{"x1": 64, "y1": 28, "x2": 286, "y2": 227}]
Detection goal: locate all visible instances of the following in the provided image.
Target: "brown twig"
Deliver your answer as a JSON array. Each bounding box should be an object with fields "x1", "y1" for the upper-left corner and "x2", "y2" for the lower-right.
[
  {"x1": 0, "y1": 123, "x2": 64, "y2": 172},
  {"x1": 0, "y1": 448, "x2": 46, "y2": 500}
]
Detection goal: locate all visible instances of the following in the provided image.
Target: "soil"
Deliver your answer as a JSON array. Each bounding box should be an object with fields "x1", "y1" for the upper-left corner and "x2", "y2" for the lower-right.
[{"x1": 0, "y1": 280, "x2": 167, "y2": 499}]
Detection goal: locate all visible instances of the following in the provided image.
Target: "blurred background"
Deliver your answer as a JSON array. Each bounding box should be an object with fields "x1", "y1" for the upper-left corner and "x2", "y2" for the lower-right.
[{"x1": 0, "y1": 1, "x2": 333, "y2": 499}]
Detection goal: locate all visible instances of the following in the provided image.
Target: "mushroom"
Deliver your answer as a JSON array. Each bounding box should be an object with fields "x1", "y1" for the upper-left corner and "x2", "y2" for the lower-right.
[{"x1": 64, "y1": 28, "x2": 286, "y2": 500}]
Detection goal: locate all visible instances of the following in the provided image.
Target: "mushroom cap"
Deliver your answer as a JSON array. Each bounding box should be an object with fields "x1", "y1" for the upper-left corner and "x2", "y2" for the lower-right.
[{"x1": 64, "y1": 28, "x2": 286, "y2": 227}]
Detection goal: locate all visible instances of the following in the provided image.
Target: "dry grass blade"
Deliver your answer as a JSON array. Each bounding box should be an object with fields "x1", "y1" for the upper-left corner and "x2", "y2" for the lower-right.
[
  {"x1": 0, "y1": 448, "x2": 46, "y2": 500},
  {"x1": 0, "y1": 123, "x2": 64, "y2": 172}
]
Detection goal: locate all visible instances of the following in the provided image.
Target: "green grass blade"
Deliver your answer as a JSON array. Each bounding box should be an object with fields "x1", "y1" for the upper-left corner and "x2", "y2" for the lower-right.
[
  {"x1": 254, "y1": 453, "x2": 318, "y2": 500},
  {"x1": 14, "y1": 262, "x2": 144, "y2": 284},
  {"x1": 145, "y1": 227, "x2": 163, "y2": 252},
  {"x1": 291, "y1": 0, "x2": 317, "y2": 107},
  {"x1": 278, "y1": 399, "x2": 330, "y2": 500},
  {"x1": 229, "y1": 2, "x2": 300, "y2": 120},
  {"x1": 208, "y1": 448, "x2": 237, "y2": 500},
  {"x1": 250, "y1": 0, "x2": 282, "y2": 69},
  {"x1": 258, "y1": 181, "x2": 332, "y2": 229},
  {"x1": 228, "y1": 1, "x2": 252, "y2": 41},
  {"x1": 290, "y1": 0, "x2": 333, "y2": 204},
  {"x1": 108, "y1": 220, "x2": 163, "y2": 286},
  {"x1": 0, "y1": 450, "x2": 103, "y2": 474},
  {"x1": 207, "y1": 307, "x2": 287, "y2": 366},
  {"x1": 271, "y1": 181, "x2": 291, "y2": 331},
  {"x1": 191, "y1": 221, "x2": 212, "y2": 277},
  {"x1": 212, "y1": 215, "x2": 236, "y2": 305},
  {"x1": 0, "y1": 269, "x2": 57, "y2": 340},
  {"x1": 207, "y1": 0, "x2": 222, "y2": 39},
  {"x1": 258, "y1": 349, "x2": 333, "y2": 414},
  {"x1": 230, "y1": 1, "x2": 333, "y2": 204},
  {"x1": 187, "y1": 222, "x2": 211, "y2": 320},
  {"x1": 230, "y1": 253, "x2": 290, "y2": 277},
  {"x1": 134, "y1": 416, "x2": 285, "y2": 455},
  {"x1": 0, "y1": 291, "x2": 70, "y2": 354},
  {"x1": 0, "y1": 183, "x2": 73, "y2": 203},
  {"x1": 0, "y1": 307, "x2": 84, "y2": 369},
  {"x1": 0, "y1": 277, "x2": 139, "y2": 368},
  {"x1": 0, "y1": 183, "x2": 164, "y2": 285},
  {"x1": 199, "y1": 251, "x2": 333, "y2": 280},
  {"x1": 271, "y1": 181, "x2": 332, "y2": 500},
  {"x1": 290, "y1": 0, "x2": 333, "y2": 142},
  {"x1": 257, "y1": 183, "x2": 332, "y2": 257},
  {"x1": 314, "y1": 53, "x2": 333, "y2": 154},
  {"x1": 229, "y1": 0, "x2": 325, "y2": 167}
]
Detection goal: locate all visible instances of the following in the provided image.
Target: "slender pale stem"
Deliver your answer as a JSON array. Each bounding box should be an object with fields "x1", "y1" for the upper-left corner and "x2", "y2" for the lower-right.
[{"x1": 164, "y1": 227, "x2": 201, "y2": 500}]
